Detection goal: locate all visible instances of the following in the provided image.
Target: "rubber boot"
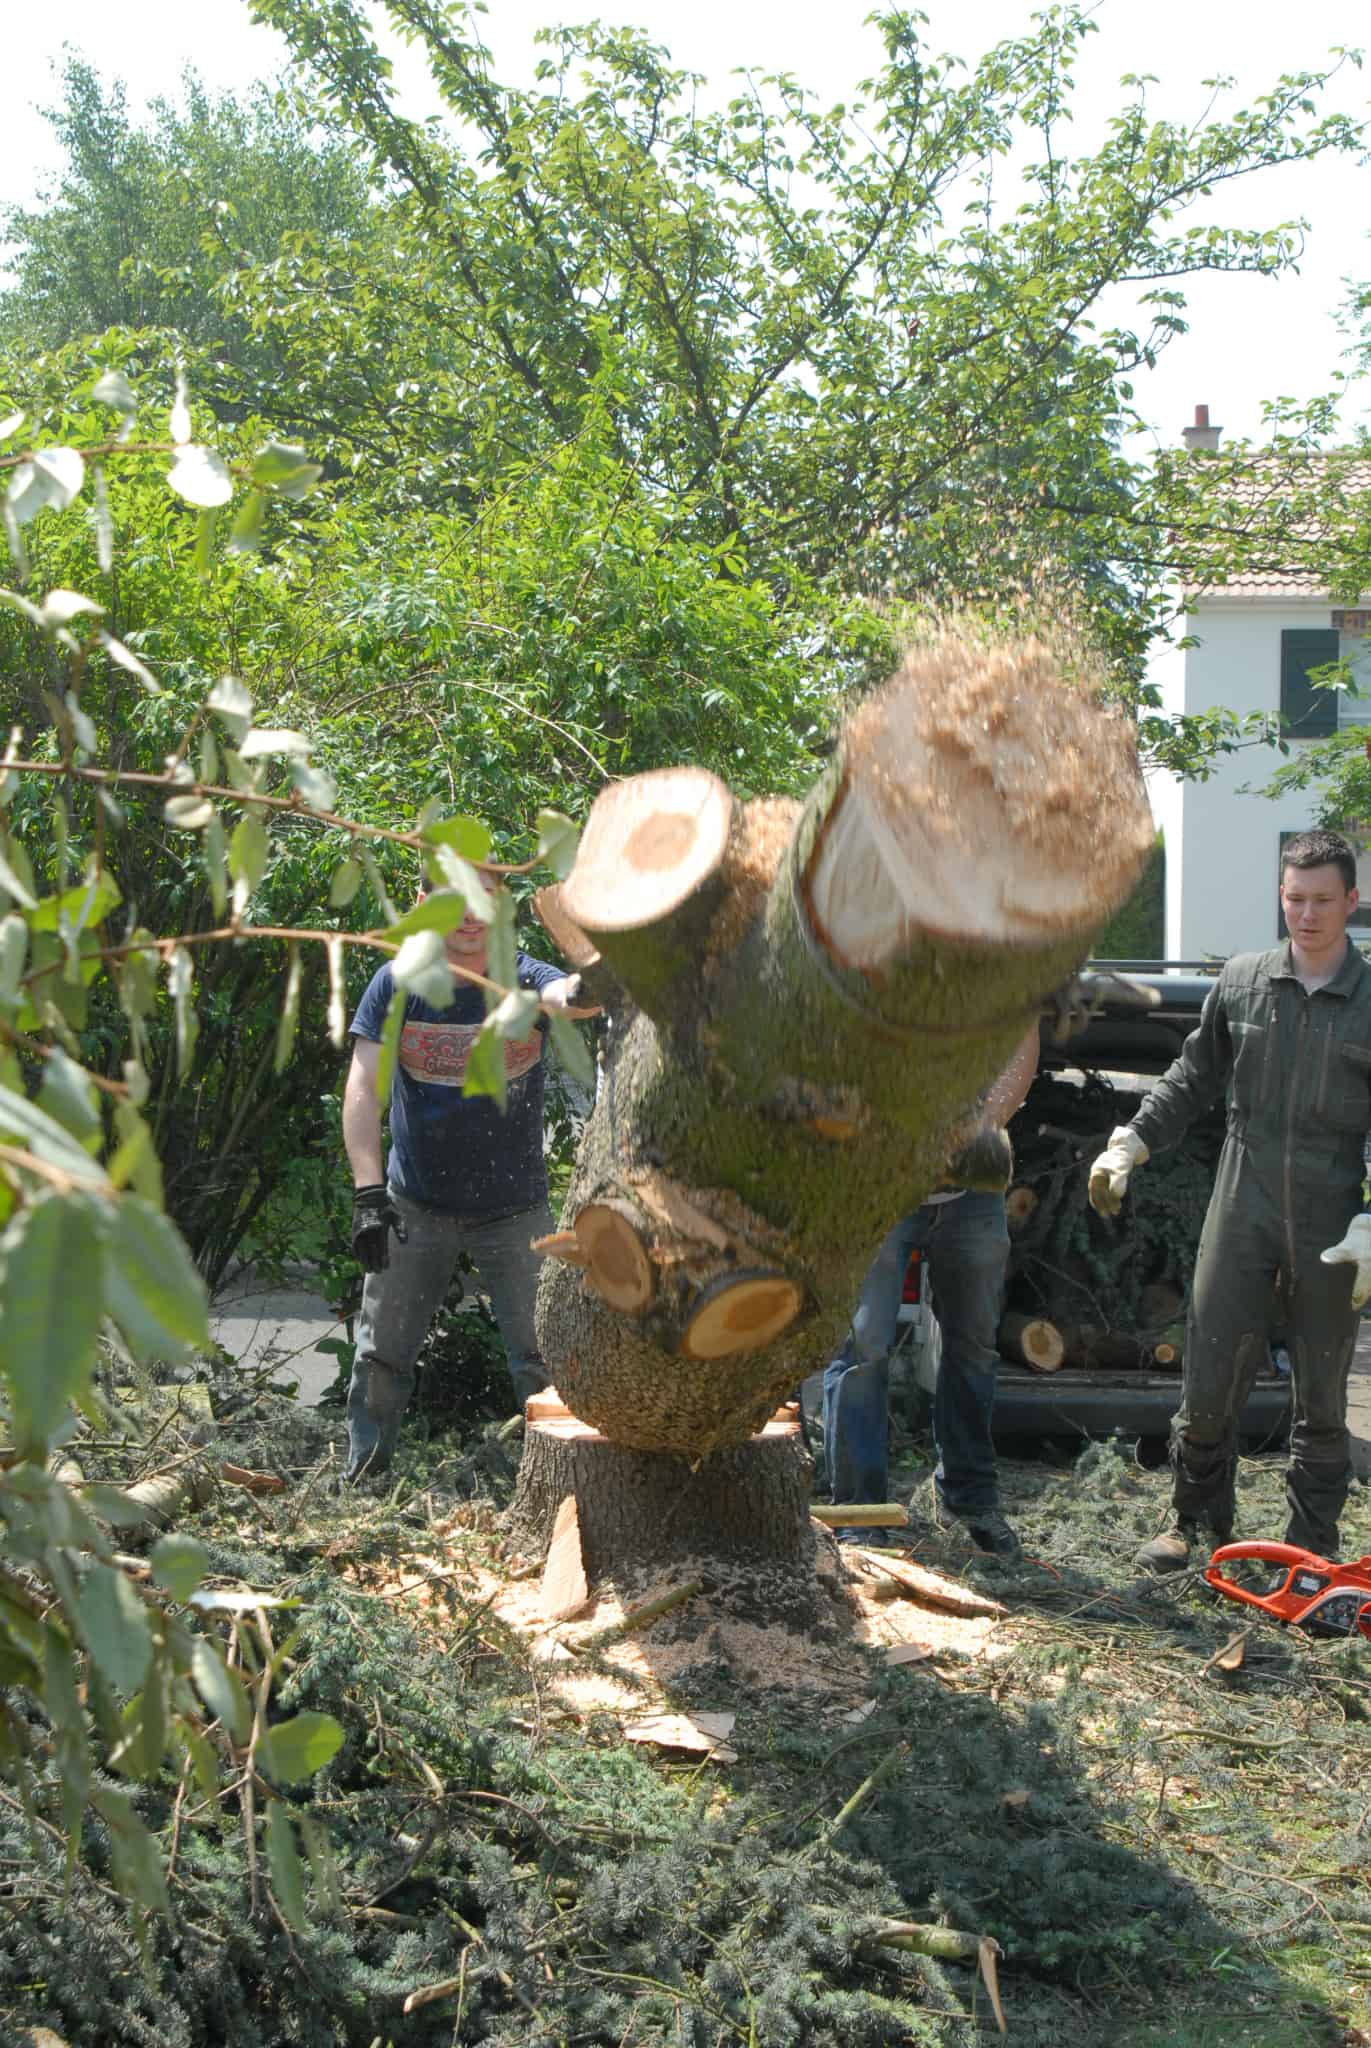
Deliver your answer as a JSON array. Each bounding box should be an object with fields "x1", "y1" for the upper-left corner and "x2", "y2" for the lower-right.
[{"x1": 344, "y1": 1358, "x2": 414, "y2": 1483}]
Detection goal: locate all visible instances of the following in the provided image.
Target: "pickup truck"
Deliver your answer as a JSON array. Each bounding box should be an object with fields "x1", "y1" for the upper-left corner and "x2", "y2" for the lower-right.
[{"x1": 902, "y1": 966, "x2": 1293, "y2": 1458}]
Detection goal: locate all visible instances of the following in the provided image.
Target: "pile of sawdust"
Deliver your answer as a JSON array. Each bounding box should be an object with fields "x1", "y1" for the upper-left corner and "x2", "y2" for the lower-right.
[{"x1": 353, "y1": 1520, "x2": 1021, "y2": 1723}]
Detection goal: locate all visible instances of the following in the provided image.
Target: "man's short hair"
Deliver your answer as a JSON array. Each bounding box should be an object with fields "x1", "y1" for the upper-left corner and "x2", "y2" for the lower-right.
[{"x1": 1280, "y1": 829, "x2": 1358, "y2": 893}]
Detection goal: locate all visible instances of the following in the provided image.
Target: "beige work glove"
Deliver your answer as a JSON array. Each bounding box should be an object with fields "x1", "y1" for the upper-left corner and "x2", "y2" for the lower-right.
[
  {"x1": 1320, "y1": 1212, "x2": 1371, "y2": 1310},
  {"x1": 1087, "y1": 1125, "x2": 1149, "y2": 1217}
]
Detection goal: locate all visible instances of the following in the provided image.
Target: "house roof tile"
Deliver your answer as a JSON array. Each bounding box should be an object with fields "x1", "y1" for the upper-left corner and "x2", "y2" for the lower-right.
[{"x1": 1179, "y1": 453, "x2": 1371, "y2": 601}]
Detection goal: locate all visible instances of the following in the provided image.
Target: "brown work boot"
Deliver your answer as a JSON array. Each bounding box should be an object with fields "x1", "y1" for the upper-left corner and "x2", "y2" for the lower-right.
[{"x1": 1134, "y1": 1518, "x2": 1202, "y2": 1574}]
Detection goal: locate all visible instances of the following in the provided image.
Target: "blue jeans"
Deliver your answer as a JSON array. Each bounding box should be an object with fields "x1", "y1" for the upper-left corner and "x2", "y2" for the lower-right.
[
  {"x1": 346, "y1": 1187, "x2": 553, "y2": 1477},
  {"x1": 822, "y1": 1193, "x2": 1010, "y2": 1514}
]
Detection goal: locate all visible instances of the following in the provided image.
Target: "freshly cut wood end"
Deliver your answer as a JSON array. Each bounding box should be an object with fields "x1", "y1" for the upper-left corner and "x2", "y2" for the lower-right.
[
  {"x1": 574, "y1": 1202, "x2": 656, "y2": 1311},
  {"x1": 561, "y1": 767, "x2": 733, "y2": 934},
  {"x1": 807, "y1": 624, "x2": 1153, "y2": 965},
  {"x1": 679, "y1": 1271, "x2": 804, "y2": 1359},
  {"x1": 539, "y1": 1494, "x2": 590, "y2": 1621},
  {"x1": 531, "y1": 884, "x2": 602, "y2": 969},
  {"x1": 1000, "y1": 1311, "x2": 1065, "y2": 1373}
]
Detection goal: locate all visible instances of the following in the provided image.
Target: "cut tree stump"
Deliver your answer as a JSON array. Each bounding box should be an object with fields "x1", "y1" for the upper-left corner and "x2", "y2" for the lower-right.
[
  {"x1": 999, "y1": 1311, "x2": 1065, "y2": 1373},
  {"x1": 506, "y1": 1395, "x2": 814, "y2": 1582}
]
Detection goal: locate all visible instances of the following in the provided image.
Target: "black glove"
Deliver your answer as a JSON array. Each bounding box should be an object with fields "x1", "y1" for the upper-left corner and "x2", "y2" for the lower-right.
[{"x1": 351, "y1": 1183, "x2": 407, "y2": 1274}]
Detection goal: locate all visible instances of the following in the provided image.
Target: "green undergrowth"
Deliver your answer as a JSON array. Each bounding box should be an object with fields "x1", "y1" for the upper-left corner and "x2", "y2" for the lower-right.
[{"x1": 2, "y1": 1382, "x2": 1369, "y2": 2047}]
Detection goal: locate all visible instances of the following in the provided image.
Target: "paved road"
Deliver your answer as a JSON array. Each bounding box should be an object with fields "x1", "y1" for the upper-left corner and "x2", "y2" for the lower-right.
[{"x1": 210, "y1": 1270, "x2": 347, "y2": 1408}]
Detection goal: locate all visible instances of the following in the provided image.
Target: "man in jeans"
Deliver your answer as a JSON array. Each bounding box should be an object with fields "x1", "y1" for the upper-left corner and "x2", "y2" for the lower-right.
[
  {"x1": 342, "y1": 882, "x2": 587, "y2": 1482},
  {"x1": 823, "y1": 1033, "x2": 1038, "y2": 1560}
]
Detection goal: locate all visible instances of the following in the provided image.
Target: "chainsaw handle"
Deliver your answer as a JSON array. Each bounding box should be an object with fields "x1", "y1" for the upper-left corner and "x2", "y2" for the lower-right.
[
  {"x1": 1200, "y1": 1571, "x2": 1288, "y2": 1617},
  {"x1": 1204, "y1": 1540, "x2": 1338, "y2": 1622},
  {"x1": 1208, "y1": 1541, "x2": 1334, "y2": 1569}
]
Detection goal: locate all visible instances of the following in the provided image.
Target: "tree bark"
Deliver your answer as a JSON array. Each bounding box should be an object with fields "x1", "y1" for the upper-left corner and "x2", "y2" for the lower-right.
[
  {"x1": 535, "y1": 628, "x2": 1152, "y2": 1462},
  {"x1": 506, "y1": 1398, "x2": 814, "y2": 1580}
]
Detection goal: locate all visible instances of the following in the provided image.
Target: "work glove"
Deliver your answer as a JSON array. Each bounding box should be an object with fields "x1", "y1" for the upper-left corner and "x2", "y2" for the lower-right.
[
  {"x1": 1087, "y1": 1125, "x2": 1149, "y2": 1217},
  {"x1": 351, "y1": 1183, "x2": 407, "y2": 1274},
  {"x1": 1320, "y1": 1212, "x2": 1371, "y2": 1310}
]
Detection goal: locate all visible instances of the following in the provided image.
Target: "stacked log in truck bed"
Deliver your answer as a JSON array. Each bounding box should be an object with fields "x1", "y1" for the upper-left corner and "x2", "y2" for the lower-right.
[{"x1": 997, "y1": 1070, "x2": 1224, "y2": 1375}]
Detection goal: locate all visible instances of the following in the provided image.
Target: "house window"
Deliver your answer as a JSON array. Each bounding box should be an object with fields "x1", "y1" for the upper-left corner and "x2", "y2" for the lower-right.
[
  {"x1": 1280, "y1": 628, "x2": 1341, "y2": 738},
  {"x1": 1278, "y1": 830, "x2": 1371, "y2": 936}
]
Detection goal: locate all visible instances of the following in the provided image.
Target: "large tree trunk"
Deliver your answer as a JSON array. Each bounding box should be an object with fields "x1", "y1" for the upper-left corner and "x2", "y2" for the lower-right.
[
  {"x1": 532, "y1": 629, "x2": 1151, "y2": 1483},
  {"x1": 507, "y1": 1397, "x2": 814, "y2": 1582}
]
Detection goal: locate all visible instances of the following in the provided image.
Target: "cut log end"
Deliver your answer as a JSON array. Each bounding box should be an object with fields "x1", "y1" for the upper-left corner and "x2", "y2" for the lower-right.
[
  {"x1": 807, "y1": 627, "x2": 1153, "y2": 967},
  {"x1": 561, "y1": 766, "x2": 734, "y2": 935},
  {"x1": 679, "y1": 1271, "x2": 804, "y2": 1359},
  {"x1": 574, "y1": 1201, "x2": 655, "y2": 1312},
  {"x1": 999, "y1": 1311, "x2": 1065, "y2": 1373}
]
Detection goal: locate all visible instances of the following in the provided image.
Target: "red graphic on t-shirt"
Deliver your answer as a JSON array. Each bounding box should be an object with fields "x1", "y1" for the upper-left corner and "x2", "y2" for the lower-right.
[{"x1": 398, "y1": 1018, "x2": 543, "y2": 1088}]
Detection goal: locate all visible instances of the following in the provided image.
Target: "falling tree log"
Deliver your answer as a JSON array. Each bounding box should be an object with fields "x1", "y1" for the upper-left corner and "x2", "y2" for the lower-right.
[{"x1": 521, "y1": 627, "x2": 1152, "y2": 1578}]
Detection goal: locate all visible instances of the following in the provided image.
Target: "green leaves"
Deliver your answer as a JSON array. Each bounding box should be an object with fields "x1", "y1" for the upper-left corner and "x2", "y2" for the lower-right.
[
  {"x1": 375, "y1": 983, "x2": 407, "y2": 1102},
  {"x1": 391, "y1": 929, "x2": 453, "y2": 1008},
  {"x1": 259, "y1": 1710, "x2": 344, "y2": 1784},
  {"x1": 486, "y1": 888, "x2": 517, "y2": 994},
  {"x1": 267, "y1": 1803, "x2": 308, "y2": 1927},
  {"x1": 536, "y1": 809, "x2": 579, "y2": 879},
  {"x1": 190, "y1": 1638, "x2": 250, "y2": 1742},
  {"x1": 102, "y1": 1194, "x2": 210, "y2": 1364},
  {"x1": 92, "y1": 1784, "x2": 168, "y2": 1916},
  {"x1": 275, "y1": 944, "x2": 303, "y2": 1073},
  {"x1": 489, "y1": 988, "x2": 539, "y2": 1040},
  {"x1": 462, "y1": 1019, "x2": 507, "y2": 1110},
  {"x1": 149, "y1": 1536, "x2": 209, "y2": 1603},
  {"x1": 207, "y1": 675, "x2": 253, "y2": 743},
  {"x1": 384, "y1": 889, "x2": 468, "y2": 943},
  {"x1": 0, "y1": 1194, "x2": 106, "y2": 1454},
  {"x1": 229, "y1": 812, "x2": 270, "y2": 914},
  {"x1": 421, "y1": 814, "x2": 492, "y2": 864},
  {"x1": 6, "y1": 446, "x2": 84, "y2": 527},
  {"x1": 250, "y1": 440, "x2": 323, "y2": 500},
  {"x1": 77, "y1": 1562, "x2": 154, "y2": 1696},
  {"x1": 547, "y1": 1009, "x2": 594, "y2": 1087},
  {"x1": 328, "y1": 856, "x2": 362, "y2": 908},
  {"x1": 168, "y1": 444, "x2": 233, "y2": 508},
  {"x1": 429, "y1": 844, "x2": 493, "y2": 922}
]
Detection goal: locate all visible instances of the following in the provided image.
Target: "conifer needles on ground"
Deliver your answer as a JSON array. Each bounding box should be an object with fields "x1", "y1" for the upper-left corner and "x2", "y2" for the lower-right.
[{"x1": 2, "y1": 1379, "x2": 1368, "y2": 2047}]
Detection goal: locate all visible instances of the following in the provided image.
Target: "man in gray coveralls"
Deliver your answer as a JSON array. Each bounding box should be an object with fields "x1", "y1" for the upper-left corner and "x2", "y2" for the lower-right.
[{"x1": 1088, "y1": 830, "x2": 1371, "y2": 1571}]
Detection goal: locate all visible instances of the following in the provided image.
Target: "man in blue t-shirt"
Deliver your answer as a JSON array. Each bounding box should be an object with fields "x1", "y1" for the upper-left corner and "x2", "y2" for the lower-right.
[{"x1": 342, "y1": 885, "x2": 585, "y2": 1481}]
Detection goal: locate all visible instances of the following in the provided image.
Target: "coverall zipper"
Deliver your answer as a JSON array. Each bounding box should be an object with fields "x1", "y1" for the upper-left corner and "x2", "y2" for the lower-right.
[
  {"x1": 1315, "y1": 1006, "x2": 1335, "y2": 1117},
  {"x1": 1284, "y1": 993, "x2": 1308, "y2": 1283}
]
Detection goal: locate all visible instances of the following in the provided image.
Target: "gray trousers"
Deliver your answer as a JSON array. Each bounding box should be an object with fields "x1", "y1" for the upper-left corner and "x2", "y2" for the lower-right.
[
  {"x1": 1173, "y1": 1147, "x2": 1357, "y2": 1557},
  {"x1": 345, "y1": 1187, "x2": 553, "y2": 1479}
]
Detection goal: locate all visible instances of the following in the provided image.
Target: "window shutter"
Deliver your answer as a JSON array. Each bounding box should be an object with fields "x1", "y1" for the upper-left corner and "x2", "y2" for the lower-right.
[{"x1": 1279, "y1": 628, "x2": 1340, "y2": 737}]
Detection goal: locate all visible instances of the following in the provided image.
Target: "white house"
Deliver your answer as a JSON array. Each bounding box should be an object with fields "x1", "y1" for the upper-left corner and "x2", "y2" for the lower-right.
[{"x1": 1150, "y1": 408, "x2": 1371, "y2": 961}]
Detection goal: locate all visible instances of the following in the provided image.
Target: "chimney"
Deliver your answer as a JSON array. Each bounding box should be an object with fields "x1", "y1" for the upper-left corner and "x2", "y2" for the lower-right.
[{"x1": 1182, "y1": 403, "x2": 1222, "y2": 453}]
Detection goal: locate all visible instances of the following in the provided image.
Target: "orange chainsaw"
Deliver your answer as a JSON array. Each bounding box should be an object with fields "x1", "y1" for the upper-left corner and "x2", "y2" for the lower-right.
[{"x1": 1203, "y1": 1541, "x2": 1371, "y2": 1638}]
